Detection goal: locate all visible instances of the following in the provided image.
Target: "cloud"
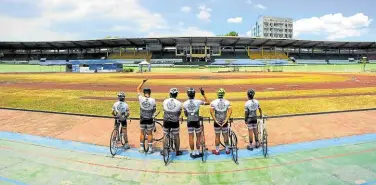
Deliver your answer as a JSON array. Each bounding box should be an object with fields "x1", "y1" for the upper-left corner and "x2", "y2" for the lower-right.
[
  {"x1": 294, "y1": 13, "x2": 373, "y2": 40},
  {"x1": 181, "y1": 6, "x2": 191, "y2": 13},
  {"x1": 227, "y1": 17, "x2": 243, "y2": 23},
  {"x1": 245, "y1": 0, "x2": 252, "y2": 4},
  {"x1": 178, "y1": 21, "x2": 185, "y2": 26},
  {"x1": 254, "y1": 4, "x2": 266, "y2": 10},
  {"x1": 0, "y1": 0, "x2": 168, "y2": 41},
  {"x1": 0, "y1": 15, "x2": 79, "y2": 41},
  {"x1": 197, "y1": 5, "x2": 212, "y2": 22}
]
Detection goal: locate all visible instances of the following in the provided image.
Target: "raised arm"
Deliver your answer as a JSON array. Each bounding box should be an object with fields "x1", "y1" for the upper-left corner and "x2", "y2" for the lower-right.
[
  {"x1": 137, "y1": 79, "x2": 148, "y2": 94},
  {"x1": 199, "y1": 87, "x2": 210, "y2": 105}
]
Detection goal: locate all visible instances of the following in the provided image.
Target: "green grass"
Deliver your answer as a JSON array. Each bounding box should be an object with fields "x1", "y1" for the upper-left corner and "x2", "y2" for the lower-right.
[
  {"x1": 1, "y1": 87, "x2": 376, "y2": 118},
  {"x1": 0, "y1": 64, "x2": 66, "y2": 73}
]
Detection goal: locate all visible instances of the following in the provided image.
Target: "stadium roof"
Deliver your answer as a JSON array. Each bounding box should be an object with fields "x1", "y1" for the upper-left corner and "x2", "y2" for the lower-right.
[{"x1": 0, "y1": 37, "x2": 375, "y2": 50}]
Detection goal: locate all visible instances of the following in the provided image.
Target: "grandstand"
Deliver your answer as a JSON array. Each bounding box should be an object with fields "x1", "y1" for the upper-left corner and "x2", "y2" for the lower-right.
[{"x1": 1, "y1": 37, "x2": 375, "y2": 65}]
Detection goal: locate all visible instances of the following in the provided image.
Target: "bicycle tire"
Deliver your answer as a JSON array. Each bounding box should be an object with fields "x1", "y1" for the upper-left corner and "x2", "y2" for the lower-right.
[
  {"x1": 153, "y1": 121, "x2": 164, "y2": 142},
  {"x1": 143, "y1": 130, "x2": 149, "y2": 153},
  {"x1": 109, "y1": 129, "x2": 119, "y2": 156},
  {"x1": 262, "y1": 129, "x2": 268, "y2": 158},
  {"x1": 230, "y1": 131, "x2": 238, "y2": 164},
  {"x1": 201, "y1": 141, "x2": 206, "y2": 162},
  {"x1": 163, "y1": 134, "x2": 170, "y2": 165}
]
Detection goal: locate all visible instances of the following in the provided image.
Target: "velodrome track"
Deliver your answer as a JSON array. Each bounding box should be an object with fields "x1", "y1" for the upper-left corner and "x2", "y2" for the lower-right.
[{"x1": 1, "y1": 109, "x2": 376, "y2": 184}]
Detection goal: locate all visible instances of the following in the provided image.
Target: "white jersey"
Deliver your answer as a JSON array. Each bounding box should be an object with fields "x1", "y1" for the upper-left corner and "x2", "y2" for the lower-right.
[
  {"x1": 183, "y1": 99, "x2": 204, "y2": 122},
  {"x1": 163, "y1": 98, "x2": 182, "y2": 122},
  {"x1": 138, "y1": 94, "x2": 156, "y2": 120},
  {"x1": 245, "y1": 99, "x2": 260, "y2": 119},
  {"x1": 210, "y1": 98, "x2": 231, "y2": 122},
  {"x1": 112, "y1": 101, "x2": 129, "y2": 121}
]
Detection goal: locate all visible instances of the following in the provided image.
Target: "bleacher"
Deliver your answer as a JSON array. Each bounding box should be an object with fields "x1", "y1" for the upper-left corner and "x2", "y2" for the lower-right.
[
  {"x1": 108, "y1": 52, "x2": 152, "y2": 60},
  {"x1": 248, "y1": 51, "x2": 289, "y2": 60}
]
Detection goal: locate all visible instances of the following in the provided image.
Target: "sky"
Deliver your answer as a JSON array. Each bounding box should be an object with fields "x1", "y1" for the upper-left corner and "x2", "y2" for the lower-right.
[{"x1": 0, "y1": 0, "x2": 374, "y2": 42}]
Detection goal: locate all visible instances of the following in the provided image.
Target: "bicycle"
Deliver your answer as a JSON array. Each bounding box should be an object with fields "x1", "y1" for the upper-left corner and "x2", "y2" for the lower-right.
[
  {"x1": 109, "y1": 118, "x2": 127, "y2": 156},
  {"x1": 258, "y1": 115, "x2": 268, "y2": 158},
  {"x1": 141, "y1": 111, "x2": 164, "y2": 153},
  {"x1": 219, "y1": 118, "x2": 239, "y2": 164},
  {"x1": 199, "y1": 117, "x2": 211, "y2": 162},
  {"x1": 162, "y1": 117, "x2": 183, "y2": 165}
]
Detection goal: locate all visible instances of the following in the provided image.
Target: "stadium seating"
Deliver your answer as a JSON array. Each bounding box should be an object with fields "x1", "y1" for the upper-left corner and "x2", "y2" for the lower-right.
[
  {"x1": 108, "y1": 52, "x2": 152, "y2": 60},
  {"x1": 248, "y1": 51, "x2": 288, "y2": 60}
]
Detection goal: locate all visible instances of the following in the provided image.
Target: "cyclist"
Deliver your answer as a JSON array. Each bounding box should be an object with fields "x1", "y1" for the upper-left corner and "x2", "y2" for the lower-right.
[
  {"x1": 111, "y1": 92, "x2": 130, "y2": 149},
  {"x1": 137, "y1": 79, "x2": 156, "y2": 154},
  {"x1": 210, "y1": 88, "x2": 232, "y2": 155},
  {"x1": 162, "y1": 88, "x2": 183, "y2": 156},
  {"x1": 183, "y1": 87, "x2": 210, "y2": 159},
  {"x1": 245, "y1": 89, "x2": 263, "y2": 150}
]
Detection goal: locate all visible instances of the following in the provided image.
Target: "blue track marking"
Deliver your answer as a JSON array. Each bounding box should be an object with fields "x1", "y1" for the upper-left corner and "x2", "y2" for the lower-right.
[
  {"x1": 0, "y1": 176, "x2": 30, "y2": 185},
  {"x1": 1, "y1": 131, "x2": 376, "y2": 161}
]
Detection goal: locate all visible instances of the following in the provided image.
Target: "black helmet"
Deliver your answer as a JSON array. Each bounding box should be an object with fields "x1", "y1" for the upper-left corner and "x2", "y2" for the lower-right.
[
  {"x1": 247, "y1": 89, "x2": 255, "y2": 99},
  {"x1": 143, "y1": 88, "x2": 151, "y2": 95},
  {"x1": 169, "y1": 88, "x2": 179, "y2": 98},
  {"x1": 187, "y1": 88, "x2": 195, "y2": 99},
  {"x1": 118, "y1": 92, "x2": 125, "y2": 101}
]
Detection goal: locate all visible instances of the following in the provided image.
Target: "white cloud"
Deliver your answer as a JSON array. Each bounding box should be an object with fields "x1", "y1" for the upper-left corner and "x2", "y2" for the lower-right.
[
  {"x1": 245, "y1": 0, "x2": 252, "y2": 4},
  {"x1": 254, "y1": 4, "x2": 266, "y2": 10},
  {"x1": 294, "y1": 13, "x2": 372, "y2": 40},
  {"x1": 227, "y1": 17, "x2": 243, "y2": 23},
  {"x1": 197, "y1": 5, "x2": 212, "y2": 22},
  {"x1": 147, "y1": 27, "x2": 215, "y2": 37},
  {"x1": 181, "y1": 6, "x2": 191, "y2": 13},
  {"x1": 0, "y1": 0, "x2": 168, "y2": 41},
  {"x1": 0, "y1": 15, "x2": 79, "y2": 41},
  {"x1": 178, "y1": 21, "x2": 185, "y2": 26}
]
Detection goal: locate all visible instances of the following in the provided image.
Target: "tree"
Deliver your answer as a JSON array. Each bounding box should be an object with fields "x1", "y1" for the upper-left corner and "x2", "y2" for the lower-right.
[
  {"x1": 104, "y1": 36, "x2": 120, "y2": 39},
  {"x1": 225, "y1": 31, "x2": 239, "y2": 36}
]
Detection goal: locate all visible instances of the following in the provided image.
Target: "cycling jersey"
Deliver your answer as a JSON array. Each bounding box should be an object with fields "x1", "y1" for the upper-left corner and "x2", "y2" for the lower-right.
[
  {"x1": 112, "y1": 101, "x2": 129, "y2": 121},
  {"x1": 137, "y1": 93, "x2": 156, "y2": 120},
  {"x1": 210, "y1": 98, "x2": 231, "y2": 123},
  {"x1": 183, "y1": 99, "x2": 204, "y2": 122},
  {"x1": 245, "y1": 99, "x2": 260, "y2": 119},
  {"x1": 163, "y1": 98, "x2": 182, "y2": 122}
]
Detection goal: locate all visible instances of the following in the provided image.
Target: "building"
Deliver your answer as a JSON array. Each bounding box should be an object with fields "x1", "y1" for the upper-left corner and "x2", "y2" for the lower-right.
[{"x1": 252, "y1": 16, "x2": 293, "y2": 39}]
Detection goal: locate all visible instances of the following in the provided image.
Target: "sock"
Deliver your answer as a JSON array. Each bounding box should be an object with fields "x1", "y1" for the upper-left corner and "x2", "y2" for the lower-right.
[
  {"x1": 190, "y1": 150, "x2": 194, "y2": 154},
  {"x1": 195, "y1": 150, "x2": 198, "y2": 155},
  {"x1": 148, "y1": 143, "x2": 153, "y2": 148},
  {"x1": 216, "y1": 146, "x2": 219, "y2": 152},
  {"x1": 225, "y1": 146, "x2": 229, "y2": 151},
  {"x1": 140, "y1": 143, "x2": 144, "y2": 147}
]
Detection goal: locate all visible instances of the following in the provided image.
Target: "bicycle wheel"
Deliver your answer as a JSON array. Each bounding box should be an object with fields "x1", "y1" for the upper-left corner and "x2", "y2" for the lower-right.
[
  {"x1": 163, "y1": 134, "x2": 171, "y2": 165},
  {"x1": 143, "y1": 130, "x2": 149, "y2": 153},
  {"x1": 230, "y1": 131, "x2": 238, "y2": 164},
  {"x1": 262, "y1": 129, "x2": 268, "y2": 158},
  {"x1": 109, "y1": 129, "x2": 119, "y2": 156},
  {"x1": 201, "y1": 140, "x2": 206, "y2": 162},
  {"x1": 153, "y1": 121, "x2": 164, "y2": 142}
]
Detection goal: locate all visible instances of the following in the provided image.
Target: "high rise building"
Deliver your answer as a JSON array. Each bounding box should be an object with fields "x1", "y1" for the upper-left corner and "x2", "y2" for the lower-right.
[{"x1": 251, "y1": 16, "x2": 293, "y2": 39}]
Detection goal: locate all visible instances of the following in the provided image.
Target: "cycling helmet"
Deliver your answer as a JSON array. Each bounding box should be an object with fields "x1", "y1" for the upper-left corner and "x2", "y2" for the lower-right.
[
  {"x1": 187, "y1": 88, "x2": 195, "y2": 99},
  {"x1": 217, "y1": 88, "x2": 226, "y2": 98},
  {"x1": 169, "y1": 88, "x2": 179, "y2": 98},
  {"x1": 118, "y1": 92, "x2": 125, "y2": 101},
  {"x1": 247, "y1": 89, "x2": 255, "y2": 99},
  {"x1": 143, "y1": 88, "x2": 151, "y2": 95}
]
